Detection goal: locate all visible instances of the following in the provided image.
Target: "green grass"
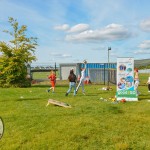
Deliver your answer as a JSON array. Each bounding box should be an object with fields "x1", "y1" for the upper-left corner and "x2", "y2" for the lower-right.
[
  {"x1": 139, "y1": 73, "x2": 149, "y2": 85},
  {"x1": 135, "y1": 59, "x2": 150, "y2": 68},
  {"x1": 32, "y1": 72, "x2": 49, "y2": 79},
  {"x1": 0, "y1": 80, "x2": 150, "y2": 150},
  {"x1": 32, "y1": 71, "x2": 59, "y2": 79}
]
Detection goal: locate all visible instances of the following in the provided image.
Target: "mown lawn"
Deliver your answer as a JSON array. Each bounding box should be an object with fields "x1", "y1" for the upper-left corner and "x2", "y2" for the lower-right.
[{"x1": 0, "y1": 79, "x2": 150, "y2": 150}]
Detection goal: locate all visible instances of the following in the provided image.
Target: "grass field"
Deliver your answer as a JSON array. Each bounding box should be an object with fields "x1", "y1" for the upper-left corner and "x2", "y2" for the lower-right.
[
  {"x1": 32, "y1": 71, "x2": 59, "y2": 80},
  {"x1": 0, "y1": 76, "x2": 150, "y2": 150}
]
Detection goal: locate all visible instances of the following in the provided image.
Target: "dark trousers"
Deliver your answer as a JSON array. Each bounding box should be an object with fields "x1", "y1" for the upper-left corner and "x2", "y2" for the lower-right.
[{"x1": 148, "y1": 84, "x2": 150, "y2": 91}]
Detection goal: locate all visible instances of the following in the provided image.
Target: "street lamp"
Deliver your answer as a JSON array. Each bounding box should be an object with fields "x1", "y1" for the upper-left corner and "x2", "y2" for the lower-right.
[{"x1": 107, "y1": 47, "x2": 111, "y2": 90}]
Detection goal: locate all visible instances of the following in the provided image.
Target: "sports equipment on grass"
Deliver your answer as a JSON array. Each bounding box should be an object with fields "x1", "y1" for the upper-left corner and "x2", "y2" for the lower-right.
[{"x1": 46, "y1": 99, "x2": 71, "y2": 108}]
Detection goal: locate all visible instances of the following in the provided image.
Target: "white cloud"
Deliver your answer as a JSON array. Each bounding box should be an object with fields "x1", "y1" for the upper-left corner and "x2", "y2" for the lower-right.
[
  {"x1": 134, "y1": 40, "x2": 150, "y2": 54},
  {"x1": 68, "y1": 24, "x2": 90, "y2": 33},
  {"x1": 50, "y1": 52, "x2": 72, "y2": 58},
  {"x1": 62, "y1": 54, "x2": 72, "y2": 58},
  {"x1": 138, "y1": 40, "x2": 150, "y2": 49},
  {"x1": 54, "y1": 23, "x2": 90, "y2": 33},
  {"x1": 140, "y1": 19, "x2": 150, "y2": 32},
  {"x1": 65, "y1": 23, "x2": 131, "y2": 42},
  {"x1": 54, "y1": 24, "x2": 70, "y2": 31},
  {"x1": 134, "y1": 50, "x2": 150, "y2": 54}
]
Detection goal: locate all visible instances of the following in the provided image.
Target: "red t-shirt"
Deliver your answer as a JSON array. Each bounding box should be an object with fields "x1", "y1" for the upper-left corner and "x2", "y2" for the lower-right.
[
  {"x1": 48, "y1": 74, "x2": 56, "y2": 81},
  {"x1": 48, "y1": 74, "x2": 56, "y2": 87}
]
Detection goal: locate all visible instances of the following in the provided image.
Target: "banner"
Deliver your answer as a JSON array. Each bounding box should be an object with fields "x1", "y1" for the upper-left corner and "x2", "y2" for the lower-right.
[{"x1": 116, "y1": 57, "x2": 138, "y2": 101}]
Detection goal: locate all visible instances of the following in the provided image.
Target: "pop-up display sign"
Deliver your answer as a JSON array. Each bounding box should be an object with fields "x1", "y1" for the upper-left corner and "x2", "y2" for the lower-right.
[{"x1": 116, "y1": 57, "x2": 138, "y2": 101}]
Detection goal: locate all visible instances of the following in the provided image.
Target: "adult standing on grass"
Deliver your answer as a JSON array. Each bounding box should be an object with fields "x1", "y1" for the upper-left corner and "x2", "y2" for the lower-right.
[
  {"x1": 76, "y1": 60, "x2": 87, "y2": 95},
  {"x1": 65, "y1": 69, "x2": 77, "y2": 96},
  {"x1": 134, "y1": 68, "x2": 140, "y2": 96},
  {"x1": 146, "y1": 76, "x2": 150, "y2": 92},
  {"x1": 47, "y1": 71, "x2": 56, "y2": 93}
]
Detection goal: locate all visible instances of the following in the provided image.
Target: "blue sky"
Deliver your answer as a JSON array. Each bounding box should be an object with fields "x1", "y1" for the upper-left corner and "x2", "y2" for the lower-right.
[{"x1": 0, "y1": 0, "x2": 150, "y2": 66}]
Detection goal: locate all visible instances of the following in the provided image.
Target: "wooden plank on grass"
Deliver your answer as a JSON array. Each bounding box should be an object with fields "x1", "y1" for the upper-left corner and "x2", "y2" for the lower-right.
[{"x1": 46, "y1": 99, "x2": 71, "y2": 108}]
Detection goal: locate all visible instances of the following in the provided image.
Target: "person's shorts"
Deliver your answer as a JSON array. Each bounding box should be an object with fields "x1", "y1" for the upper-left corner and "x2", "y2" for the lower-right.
[{"x1": 51, "y1": 81, "x2": 55, "y2": 87}]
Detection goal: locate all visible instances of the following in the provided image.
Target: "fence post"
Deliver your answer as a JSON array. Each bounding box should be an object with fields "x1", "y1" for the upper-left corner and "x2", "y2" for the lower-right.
[
  {"x1": 55, "y1": 62, "x2": 56, "y2": 75},
  {"x1": 104, "y1": 63, "x2": 105, "y2": 85}
]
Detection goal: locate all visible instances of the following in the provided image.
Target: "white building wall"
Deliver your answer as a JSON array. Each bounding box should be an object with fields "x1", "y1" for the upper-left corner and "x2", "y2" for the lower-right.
[{"x1": 60, "y1": 64, "x2": 77, "y2": 80}]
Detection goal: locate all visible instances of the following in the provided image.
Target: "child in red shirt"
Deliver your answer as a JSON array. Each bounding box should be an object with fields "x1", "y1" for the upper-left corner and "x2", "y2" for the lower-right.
[{"x1": 47, "y1": 71, "x2": 56, "y2": 93}]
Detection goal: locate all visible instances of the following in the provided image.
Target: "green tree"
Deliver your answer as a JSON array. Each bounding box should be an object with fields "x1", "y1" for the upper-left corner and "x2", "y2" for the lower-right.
[{"x1": 0, "y1": 17, "x2": 37, "y2": 87}]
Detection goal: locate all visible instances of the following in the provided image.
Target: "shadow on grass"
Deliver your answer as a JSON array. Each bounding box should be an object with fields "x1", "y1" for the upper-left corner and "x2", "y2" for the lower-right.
[
  {"x1": 75, "y1": 93, "x2": 98, "y2": 96},
  {"x1": 17, "y1": 98, "x2": 44, "y2": 101},
  {"x1": 138, "y1": 93, "x2": 150, "y2": 101},
  {"x1": 31, "y1": 84, "x2": 50, "y2": 88},
  {"x1": 0, "y1": 98, "x2": 44, "y2": 102},
  {"x1": 105, "y1": 106, "x2": 124, "y2": 114},
  {"x1": 138, "y1": 98, "x2": 150, "y2": 101},
  {"x1": 32, "y1": 84, "x2": 68, "y2": 88}
]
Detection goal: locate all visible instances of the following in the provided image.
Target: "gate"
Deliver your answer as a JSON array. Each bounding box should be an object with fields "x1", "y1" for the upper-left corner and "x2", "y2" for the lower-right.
[
  {"x1": 89, "y1": 68, "x2": 116, "y2": 85},
  {"x1": 109, "y1": 69, "x2": 116, "y2": 84},
  {"x1": 89, "y1": 68, "x2": 106, "y2": 84}
]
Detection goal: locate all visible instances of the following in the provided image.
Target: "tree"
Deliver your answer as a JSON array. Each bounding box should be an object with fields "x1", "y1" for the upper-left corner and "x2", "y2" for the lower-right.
[{"x1": 0, "y1": 17, "x2": 38, "y2": 87}]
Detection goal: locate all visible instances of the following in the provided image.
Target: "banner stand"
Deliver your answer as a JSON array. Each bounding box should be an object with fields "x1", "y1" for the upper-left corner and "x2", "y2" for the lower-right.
[{"x1": 116, "y1": 57, "x2": 138, "y2": 101}]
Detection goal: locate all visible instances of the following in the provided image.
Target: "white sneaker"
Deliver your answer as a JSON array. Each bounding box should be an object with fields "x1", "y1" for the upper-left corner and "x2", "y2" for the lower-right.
[{"x1": 148, "y1": 91, "x2": 150, "y2": 92}]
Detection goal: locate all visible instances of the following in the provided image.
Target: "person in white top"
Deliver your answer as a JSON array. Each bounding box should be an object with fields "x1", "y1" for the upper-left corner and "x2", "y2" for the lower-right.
[
  {"x1": 76, "y1": 62, "x2": 86, "y2": 95},
  {"x1": 134, "y1": 68, "x2": 140, "y2": 96}
]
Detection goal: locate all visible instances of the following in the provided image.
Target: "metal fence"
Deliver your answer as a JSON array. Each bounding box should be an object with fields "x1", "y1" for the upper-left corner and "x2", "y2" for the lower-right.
[
  {"x1": 88, "y1": 68, "x2": 116, "y2": 85},
  {"x1": 89, "y1": 69, "x2": 105, "y2": 84},
  {"x1": 139, "y1": 69, "x2": 150, "y2": 74},
  {"x1": 31, "y1": 62, "x2": 117, "y2": 85},
  {"x1": 109, "y1": 69, "x2": 117, "y2": 84}
]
